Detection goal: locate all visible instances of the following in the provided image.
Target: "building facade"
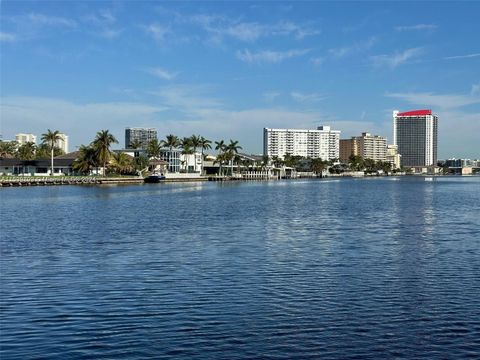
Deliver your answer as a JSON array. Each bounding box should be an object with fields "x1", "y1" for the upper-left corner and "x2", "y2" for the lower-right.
[
  {"x1": 340, "y1": 132, "x2": 387, "y2": 162},
  {"x1": 15, "y1": 133, "x2": 37, "y2": 145},
  {"x1": 263, "y1": 126, "x2": 340, "y2": 161},
  {"x1": 386, "y1": 145, "x2": 402, "y2": 169},
  {"x1": 55, "y1": 133, "x2": 69, "y2": 153},
  {"x1": 393, "y1": 109, "x2": 438, "y2": 167},
  {"x1": 125, "y1": 128, "x2": 157, "y2": 149}
]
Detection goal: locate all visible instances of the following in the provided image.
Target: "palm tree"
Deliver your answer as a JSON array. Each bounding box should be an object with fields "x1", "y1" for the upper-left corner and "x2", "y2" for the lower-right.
[
  {"x1": 41, "y1": 129, "x2": 62, "y2": 176},
  {"x1": 73, "y1": 145, "x2": 97, "y2": 175},
  {"x1": 214, "y1": 152, "x2": 228, "y2": 176},
  {"x1": 92, "y1": 130, "x2": 118, "y2": 176},
  {"x1": 164, "y1": 134, "x2": 180, "y2": 151},
  {"x1": 199, "y1": 136, "x2": 212, "y2": 175},
  {"x1": 16, "y1": 142, "x2": 36, "y2": 160},
  {"x1": 163, "y1": 134, "x2": 180, "y2": 173},
  {"x1": 181, "y1": 138, "x2": 194, "y2": 172},
  {"x1": 111, "y1": 152, "x2": 134, "y2": 175},
  {"x1": 189, "y1": 135, "x2": 202, "y2": 172},
  {"x1": 129, "y1": 139, "x2": 143, "y2": 149},
  {"x1": 146, "y1": 139, "x2": 162, "y2": 159},
  {"x1": 226, "y1": 140, "x2": 242, "y2": 175},
  {"x1": 0, "y1": 141, "x2": 17, "y2": 158},
  {"x1": 215, "y1": 140, "x2": 226, "y2": 153}
]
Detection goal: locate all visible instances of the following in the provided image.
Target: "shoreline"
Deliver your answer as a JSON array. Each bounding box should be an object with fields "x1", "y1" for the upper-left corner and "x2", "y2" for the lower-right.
[{"x1": 1, "y1": 173, "x2": 477, "y2": 188}]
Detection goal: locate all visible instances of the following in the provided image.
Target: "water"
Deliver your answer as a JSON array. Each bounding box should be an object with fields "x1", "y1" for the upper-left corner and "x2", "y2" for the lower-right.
[{"x1": 1, "y1": 177, "x2": 479, "y2": 359}]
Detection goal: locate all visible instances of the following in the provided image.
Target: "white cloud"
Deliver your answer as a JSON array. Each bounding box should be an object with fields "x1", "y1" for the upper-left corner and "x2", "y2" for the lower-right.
[
  {"x1": 1, "y1": 97, "x2": 167, "y2": 148},
  {"x1": 0, "y1": 32, "x2": 17, "y2": 42},
  {"x1": 160, "y1": 9, "x2": 320, "y2": 43},
  {"x1": 471, "y1": 83, "x2": 480, "y2": 96},
  {"x1": 291, "y1": 91, "x2": 326, "y2": 103},
  {"x1": 263, "y1": 92, "x2": 281, "y2": 102},
  {"x1": 236, "y1": 48, "x2": 310, "y2": 64},
  {"x1": 328, "y1": 37, "x2": 376, "y2": 58},
  {"x1": 23, "y1": 13, "x2": 77, "y2": 28},
  {"x1": 395, "y1": 24, "x2": 437, "y2": 32},
  {"x1": 98, "y1": 28, "x2": 123, "y2": 39},
  {"x1": 310, "y1": 57, "x2": 324, "y2": 67},
  {"x1": 145, "y1": 67, "x2": 179, "y2": 80},
  {"x1": 143, "y1": 23, "x2": 170, "y2": 42},
  {"x1": 386, "y1": 91, "x2": 480, "y2": 109},
  {"x1": 148, "y1": 85, "x2": 223, "y2": 111},
  {"x1": 370, "y1": 47, "x2": 424, "y2": 68},
  {"x1": 444, "y1": 53, "x2": 480, "y2": 60}
]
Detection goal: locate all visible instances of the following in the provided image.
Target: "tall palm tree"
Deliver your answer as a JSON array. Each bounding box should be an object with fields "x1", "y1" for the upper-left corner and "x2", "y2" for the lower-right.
[
  {"x1": 164, "y1": 134, "x2": 180, "y2": 151},
  {"x1": 199, "y1": 136, "x2": 212, "y2": 175},
  {"x1": 92, "y1": 130, "x2": 118, "y2": 176},
  {"x1": 146, "y1": 139, "x2": 162, "y2": 159},
  {"x1": 181, "y1": 138, "x2": 194, "y2": 172},
  {"x1": 189, "y1": 135, "x2": 202, "y2": 172},
  {"x1": 163, "y1": 134, "x2": 180, "y2": 173},
  {"x1": 16, "y1": 142, "x2": 36, "y2": 160},
  {"x1": 226, "y1": 140, "x2": 242, "y2": 175},
  {"x1": 214, "y1": 152, "x2": 228, "y2": 176},
  {"x1": 73, "y1": 145, "x2": 97, "y2": 175},
  {"x1": 215, "y1": 140, "x2": 226, "y2": 153},
  {"x1": 41, "y1": 129, "x2": 62, "y2": 176}
]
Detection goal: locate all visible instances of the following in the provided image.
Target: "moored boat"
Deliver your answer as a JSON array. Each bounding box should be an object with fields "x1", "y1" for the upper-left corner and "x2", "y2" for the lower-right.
[{"x1": 144, "y1": 173, "x2": 166, "y2": 183}]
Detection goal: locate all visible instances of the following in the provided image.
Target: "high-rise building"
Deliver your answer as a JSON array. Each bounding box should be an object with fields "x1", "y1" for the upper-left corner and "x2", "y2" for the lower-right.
[
  {"x1": 125, "y1": 128, "x2": 157, "y2": 149},
  {"x1": 263, "y1": 126, "x2": 340, "y2": 161},
  {"x1": 339, "y1": 132, "x2": 387, "y2": 162},
  {"x1": 55, "y1": 133, "x2": 69, "y2": 153},
  {"x1": 393, "y1": 109, "x2": 438, "y2": 167},
  {"x1": 15, "y1": 133, "x2": 37, "y2": 145}
]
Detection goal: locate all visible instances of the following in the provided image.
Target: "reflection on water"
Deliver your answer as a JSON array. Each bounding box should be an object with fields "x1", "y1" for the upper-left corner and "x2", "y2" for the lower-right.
[{"x1": 1, "y1": 177, "x2": 480, "y2": 360}]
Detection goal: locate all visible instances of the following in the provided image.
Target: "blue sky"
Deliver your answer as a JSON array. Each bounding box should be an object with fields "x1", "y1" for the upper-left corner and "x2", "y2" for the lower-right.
[{"x1": 1, "y1": 1, "x2": 479, "y2": 158}]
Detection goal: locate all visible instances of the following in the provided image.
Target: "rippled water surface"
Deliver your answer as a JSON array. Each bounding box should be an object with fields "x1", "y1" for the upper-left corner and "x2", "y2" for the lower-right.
[{"x1": 1, "y1": 177, "x2": 480, "y2": 359}]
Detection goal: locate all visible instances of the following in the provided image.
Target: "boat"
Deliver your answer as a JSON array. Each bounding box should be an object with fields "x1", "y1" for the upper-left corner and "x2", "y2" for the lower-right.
[{"x1": 144, "y1": 173, "x2": 166, "y2": 183}]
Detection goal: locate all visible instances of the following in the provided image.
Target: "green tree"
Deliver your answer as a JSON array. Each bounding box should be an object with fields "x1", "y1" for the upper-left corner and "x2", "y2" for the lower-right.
[
  {"x1": 16, "y1": 142, "x2": 36, "y2": 160},
  {"x1": 111, "y1": 152, "x2": 134, "y2": 175},
  {"x1": 41, "y1": 129, "x2": 62, "y2": 176},
  {"x1": 129, "y1": 139, "x2": 143, "y2": 149},
  {"x1": 35, "y1": 143, "x2": 64, "y2": 160},
  {"x1": 181, "y1": 138, "x2": 194, "y2": 172},
  {"x1": 163, "y1": 134, "x2": 180, "y2": 151},
  {"x1": 310, "y1": 157, "x2": 327, "y2": 175},
  {"x1": 146, "y1": 139, "x2": 162, "y2": 159},
  {"x1": 226, "y1": 140, "x2": 242, "y2": 175},
  {"x1": 199, "y1": 136, "x2": 212, "y2": 174},
  {"x1": 133, "y1": 155, "x2": 150, "y2": 174},
  {"x1": 348, "y1": 155, "x2": 364, "y2": 172},
  {"x1": 0, "y1": 141, "x2": 18, "y2": 158},
  {"x1": 92, "y1": 130, "x2": 118, "y2": 176},
  {"x1": 73, "y1": 145, "x2": 97, "y2": 175}
]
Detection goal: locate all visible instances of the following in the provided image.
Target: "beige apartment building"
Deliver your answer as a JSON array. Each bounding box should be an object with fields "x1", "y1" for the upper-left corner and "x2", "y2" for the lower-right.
[{"x1": 340, "y1": 132, "x2": 387, "y2": 162}]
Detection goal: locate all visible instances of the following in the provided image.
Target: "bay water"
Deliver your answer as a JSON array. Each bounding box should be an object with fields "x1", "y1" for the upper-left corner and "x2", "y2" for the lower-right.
[{"x1": 1, "y1": 177, "x2": 479, "y2": 359}]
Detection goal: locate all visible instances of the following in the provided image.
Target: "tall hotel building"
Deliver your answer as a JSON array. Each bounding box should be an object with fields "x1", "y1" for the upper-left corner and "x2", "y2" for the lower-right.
[
  {"x1": 125, "y1": 127, "x2": 157, "y2": 149},
  {"x1": 393, "y1": 110, "x2": 438, "y2": 167},
  {"x1": 263, "y1": 126, "x2": 340, "y2": 161}
]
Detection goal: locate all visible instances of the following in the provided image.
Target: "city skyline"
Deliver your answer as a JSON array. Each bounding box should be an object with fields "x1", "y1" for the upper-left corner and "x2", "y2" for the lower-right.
[{"x1": 1, "y1": 1, "x2": 479, "y2": 157}]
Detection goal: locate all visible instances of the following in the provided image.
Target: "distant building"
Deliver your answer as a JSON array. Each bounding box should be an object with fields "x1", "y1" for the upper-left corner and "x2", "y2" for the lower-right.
[
  {"x1": 15, "y1": 133, "x2": 37, "y2": 145},
  {"x1": 55, "y1": 133, "x2": 69, "y2": 153},
  {"x1": 386, "y1": 145, "x2": 402, "y2": 169},
  {"x1": 339, "y1": 138, "x2": 358, "y2": 162},
  {"x1": 125, "y1": 128, "x2": 157, "y2": 149},
  {"x1": 393, "y1": 109, "x2": 438, "y2": 167},
  {"x1": 340, "y1": 132, "x2": 387, "y2": 162},
  {"x1": 263, "y1": 126, "x2": 340, "y2": 161}
]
